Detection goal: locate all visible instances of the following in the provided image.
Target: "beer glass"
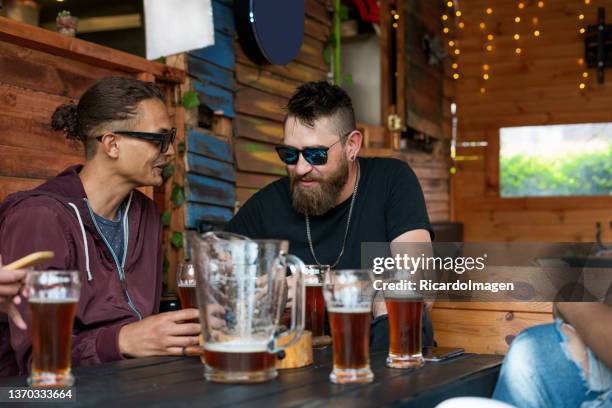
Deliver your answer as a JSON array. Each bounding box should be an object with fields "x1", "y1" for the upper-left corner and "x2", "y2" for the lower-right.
[
  {"x1": 26, "y1": 270, "x2": 80, "y2": 387},
  {"x1": 323, "y1": 269, "x2": 375, "y2": 384},
  {"x1": 304, "y1": 265, "x2": 329, "y2": 348},
  {"x1": 382, "y1": 269, "x2": 424, "y2": 368},
  {"x1": 176, "y1": 262, "x2": 197, "y2": 309},
  {"x1": 192, "y1": 232, "x2": 305, "y2": 383}
]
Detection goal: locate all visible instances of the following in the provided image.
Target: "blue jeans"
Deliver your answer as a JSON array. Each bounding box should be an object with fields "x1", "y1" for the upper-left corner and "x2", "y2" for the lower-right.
[{"x1": 493, "y1": 320, "x2": 612, "y2": 408}]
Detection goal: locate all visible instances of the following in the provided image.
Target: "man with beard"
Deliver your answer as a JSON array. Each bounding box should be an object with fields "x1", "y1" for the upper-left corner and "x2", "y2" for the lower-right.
[
  {"x1": 226, "y1": 81, "x2": 435, "y2": 350},
  {"x1": 0, "y1": 77, "x2": 200, "y2": 377}
]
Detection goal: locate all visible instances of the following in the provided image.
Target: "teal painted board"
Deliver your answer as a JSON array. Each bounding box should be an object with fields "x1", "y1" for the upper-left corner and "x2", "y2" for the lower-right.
[
  {"x1": 187, "y1": 152, "x2": 235, "y2": 182},
  {"x1": 213, "y1": 0, "x2": 234, "y2": 37},
  {"x1": 186, "y1": 202, "x2": 233, "y2": 228},
  {"x1": 185, "y1": 172, "x2": 235, "y2": 208},
  {"x1": 193, "y1": 80, "x2": 235, "y2": 118},
  {"x1": 190, "y1": 31, "x2": 234, "y2": 71},
  {"x1": 188, "y1": 54, "x2": 234, "y2": 91},
  {"x1": 186, "y1": 129, "x2": 232, "y2": 163}
]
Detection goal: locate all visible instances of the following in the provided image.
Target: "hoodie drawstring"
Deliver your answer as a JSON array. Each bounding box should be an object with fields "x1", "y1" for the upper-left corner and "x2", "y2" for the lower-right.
[{"x1": 68, "y1": 202, "x2": 92, "y2": 281}]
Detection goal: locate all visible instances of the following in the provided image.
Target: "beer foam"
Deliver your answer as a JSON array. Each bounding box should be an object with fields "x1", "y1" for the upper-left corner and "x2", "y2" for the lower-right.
[
  {"x1": 205, "y1": 339, "x2": 269, "y2": 353},
  {"x1": 305, "y1": 283, "x2": 323, "y2": 287},
  {"x1": 29, "y1": 297, "x2": 78, "y2": 303},
  {"x1": 326, "y1": 306, "x2": 371, "y2": 314}
]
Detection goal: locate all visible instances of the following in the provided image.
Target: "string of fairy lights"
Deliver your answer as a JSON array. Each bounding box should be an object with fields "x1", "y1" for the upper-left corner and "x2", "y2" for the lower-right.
[{"x1": 442, "y1": 0, "x2": 593, "y2": 94}]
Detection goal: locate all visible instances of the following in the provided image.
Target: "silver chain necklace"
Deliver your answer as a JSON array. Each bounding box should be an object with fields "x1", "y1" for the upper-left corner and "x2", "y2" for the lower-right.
[{"x1": 305, "y1": 161, "x2": 360, "y2": 268}]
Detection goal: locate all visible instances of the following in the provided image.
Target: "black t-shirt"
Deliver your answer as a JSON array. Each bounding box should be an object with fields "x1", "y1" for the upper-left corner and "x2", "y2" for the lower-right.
[{"x1": 226, "y1": 157, "x2": 434, "y2": 268}]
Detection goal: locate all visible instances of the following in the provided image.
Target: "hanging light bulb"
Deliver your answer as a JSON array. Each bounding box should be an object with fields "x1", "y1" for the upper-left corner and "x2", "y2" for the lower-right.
[
  {"x1": 447, "y1": 1, "x2": 454, "y2": 7},
  {"x1": 454, "y1": 48, "x2": 461, "y2": 55},
  {"x1": 458, "y1": 21, "x2": 465, "y2": 28},
  {"x1": 585, "y1": 0, "x2": 591, "y2": 4},
  {"x1": 583, "y1": 72, "x2": 589, "y2": 78},
  {"x1": 486, "y1": 44, "x2": 494, "y2": 51},
  {"x1": 442, "y1": 14, "x2": 448, "y2": 21},
  {"x1": 537, "y1": 1, "x2": 544, "y2": 7},
  {"x1": 518, "y1": 2, "x2": 525, "y2": 9},
  {"x1": 456, "y1": 10, "x2": 462, "y2": 17},
  {"x1": 515, "y1": 47, "x2": 522, "y2": 54},
  {"x1": 452, "y1": 62, "x2": 459, "y2": 69},
  {"x1": 480, "y1": 87, "x2": 486, "y2": 94},
  {"x1": 444, "y1": 27, "x2": 450, "y2": 33},
  {"x1": 449, "y1": 40, "x2": 455, "y2": 47},
  {"x1": 514, "y1": 34, "x2": 520, "y2": 40},
  {"x1": 480, "y1": 22, "x2": 486, "y2": 29},
  {"x1": 486, "y1": 7, "x2": 493, "y2": 15},
  {"x1": 578, "y1": 58, "x2": 585, "y2": 65},
  {"x1": 579, "y1": 28, "x2": 586, "y2": 34},
  {"x1": 483, "y1": 73, "x2": 490, "y2": 80},
  {"x1": 579, "y1": 83, "x2": 586, "y2": 89},
  {"x1": 533, "y1": 17, "x2": 539, "y2": 24},
  {"x1": 487, "y1": 34, "x2": 494, "y2": 41},
  {"x1": 579, "y1": 14, "x2": 585, "y2": 20},
  {"x1": 453, "y1": 73, "x2": 460, "y2": 79},
  {"x1": 515, "y1": 16, "x2": 521, "y2": 23},
  {"x1": 483, "y1": 64, "x2": 490, "y2": 70},
  {"x1": 534, "y1": 30, "x2": 541, "y2": 37}
]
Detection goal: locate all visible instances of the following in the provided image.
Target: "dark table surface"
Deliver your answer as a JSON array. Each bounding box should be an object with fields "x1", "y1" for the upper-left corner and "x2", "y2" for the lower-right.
[{"x1": 0, "y1": 350, "x2": 503, "y2": 407}]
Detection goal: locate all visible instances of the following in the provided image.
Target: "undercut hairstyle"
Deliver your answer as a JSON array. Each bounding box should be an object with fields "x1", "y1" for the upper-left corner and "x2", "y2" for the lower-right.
[
  {"x1": 51, "y1": 76, "x2": 165, "y2": 159},
  {"x1": 285, "y1": 81, "x2": 356, "y2": 143}
]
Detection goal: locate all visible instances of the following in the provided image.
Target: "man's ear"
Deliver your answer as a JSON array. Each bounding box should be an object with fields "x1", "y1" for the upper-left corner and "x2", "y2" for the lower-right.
[
  {"x1": 98, "y1": 133, "x2": 120, "y2": 159},
  {"x1": 347, "y1": 130, "x2": 363, "y2": 161}
]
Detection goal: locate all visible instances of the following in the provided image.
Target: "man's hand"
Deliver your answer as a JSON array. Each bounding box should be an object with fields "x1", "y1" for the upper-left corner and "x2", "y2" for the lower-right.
[
  {"x1": 0, "y1": 267, "x2": 28, "y2": 330},
  {"x1": 118, "y1": 309, "x2": 201, "y2": 358}
]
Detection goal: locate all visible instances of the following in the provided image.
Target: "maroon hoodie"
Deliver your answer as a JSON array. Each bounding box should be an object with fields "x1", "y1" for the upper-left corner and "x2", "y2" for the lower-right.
[{"x1": 0, "y1": 165, "x2": 163, "y2": 376}]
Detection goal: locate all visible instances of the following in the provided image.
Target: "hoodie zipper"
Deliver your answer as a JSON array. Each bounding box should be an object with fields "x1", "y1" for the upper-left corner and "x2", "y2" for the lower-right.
[{"x1": 85, "y1": 197, "x2": 143, "y2": 320}]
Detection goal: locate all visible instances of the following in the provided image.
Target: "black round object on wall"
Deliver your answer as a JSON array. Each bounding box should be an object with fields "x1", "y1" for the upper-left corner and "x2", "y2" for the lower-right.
[{"x1": 235, "y1": 0, "x2": 305, "y2": 65}]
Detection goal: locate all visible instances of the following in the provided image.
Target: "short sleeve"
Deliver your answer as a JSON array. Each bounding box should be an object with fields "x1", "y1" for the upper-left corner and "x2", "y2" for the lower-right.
[{"x1": 384, "y1": 161, "x2": 434, "y2": 241}]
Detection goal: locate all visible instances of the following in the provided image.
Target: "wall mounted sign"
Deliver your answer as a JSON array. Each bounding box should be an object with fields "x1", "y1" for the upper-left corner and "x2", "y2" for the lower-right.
[{"x1": 235, "y1": 0, "x2": 304, "y2": 65}]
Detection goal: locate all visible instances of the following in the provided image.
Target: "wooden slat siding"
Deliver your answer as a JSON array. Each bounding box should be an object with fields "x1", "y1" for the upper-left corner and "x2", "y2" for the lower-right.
[
  {"x1": 0, "y1": 112, "x2": 84, "y2": 157},
  {"x1": 304, "y1": 0, "x2": 330, "y2": 26},
  {"x1": 236, "y1": 171, "x2": 281, "y2": 189},
  {"x1": 187, "y1": 55, "x2": 234, "y2": 91},
  {"x1": 294, "y1": 35, "x2": 327, "y2": 71},
  {"x1": 234, "y1": 139, "x2": 287, "y2": 176},
  {"x1": 186, "y1": 152, "x2": 235, "y2": 182},
  {"x1": 235, "y1": 63, "x2": 301, "y2": 99},
  {"x1": 192, "y1": 79, "x2": 235, "y2": 118},
  {"x1": 189, "y1": 31, "x2": 235, "y2": 71},
  {"x1": 235, "y1": 87, "x2": 286, "y2": 122},
  {"x1": 236, "y1": 46, "x2": 327, "y2": 83},
  {"x1": 185, "y1": 173, "x2": 235, "y2": 208},
  {"x1": 0, "y1": 176, "x2": 44, "y2": 202},
  {"x1": 235, "y1": 114, "x2": 284, "y2": 144},
  {"x1": 304, "y1": 16, "x2": 331, "y2": 42},
  {"x1": 211, "y1": 0, "x2": 235, "y2": 37},
  {"x1": 186, "y1": 129, "x2": 233, "y2": 163},
  {"x1": 0, "y1": 145, "x2": 81, "y2": 180},
  {"x1": 0, "y1": 42, "x2": 126, "y2": 100},
  {"x1": 0, "y1": 17, "x2": 183, "y2": 83},
  {"x1": 431, "y1": 307, "x2": 554, "y2": 355},
  {"x1": 185, "y1": 202, "x2": 234, "y2": 229},
  {"x1": 453, "y1": 0, "x2": 612, "y2": 242}
]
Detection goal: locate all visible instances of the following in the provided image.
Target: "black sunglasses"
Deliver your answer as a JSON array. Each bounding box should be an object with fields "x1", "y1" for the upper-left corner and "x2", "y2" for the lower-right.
[
  {"x1": 96, "y1": 128, "x2": 177, "y2": 153},
  {"x1": 275, "y1": 140, "x2": 342, "y2": 166}
]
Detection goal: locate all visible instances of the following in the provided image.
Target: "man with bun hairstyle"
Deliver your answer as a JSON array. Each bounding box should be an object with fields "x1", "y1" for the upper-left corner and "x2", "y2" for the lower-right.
[{"x1": 0, "y1": 77, "x2": 200, "y2": 376}]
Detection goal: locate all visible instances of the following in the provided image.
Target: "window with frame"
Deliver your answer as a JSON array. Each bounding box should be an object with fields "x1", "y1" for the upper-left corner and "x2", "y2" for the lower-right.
[{"x1": 500, "y1": 123, "x2": 612, "y2": 197}]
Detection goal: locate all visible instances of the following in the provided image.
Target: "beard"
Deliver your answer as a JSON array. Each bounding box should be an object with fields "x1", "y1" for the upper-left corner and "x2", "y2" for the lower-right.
[{"x1": 289, "y1": 157, "x2": 349, "y2": 216}]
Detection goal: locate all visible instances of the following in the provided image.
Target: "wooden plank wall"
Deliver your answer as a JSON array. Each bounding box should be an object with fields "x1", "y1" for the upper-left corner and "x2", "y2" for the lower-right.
[
  {"x1": 166, "y1": 0, "x2": 236, "y2": 289},
  {"x1": 233, "y1": 0, "x2": 332, "y2": 206},
  {"x1": 451, "y1": 0, "x2": 612, "y2": 243},
  {"x1": 433, "y1": 0, "x2": 612, "y2": 354}
]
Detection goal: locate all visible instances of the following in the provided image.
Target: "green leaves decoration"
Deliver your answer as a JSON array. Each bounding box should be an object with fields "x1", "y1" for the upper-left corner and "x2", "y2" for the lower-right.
[{"x1": 182, "y1": 90, "x2": 200, "y2": 109}]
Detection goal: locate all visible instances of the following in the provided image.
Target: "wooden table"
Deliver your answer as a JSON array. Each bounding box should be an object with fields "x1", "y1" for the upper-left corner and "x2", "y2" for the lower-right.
[{"x1": 0, "y1": 350, "x2": 502, "y2": 407}]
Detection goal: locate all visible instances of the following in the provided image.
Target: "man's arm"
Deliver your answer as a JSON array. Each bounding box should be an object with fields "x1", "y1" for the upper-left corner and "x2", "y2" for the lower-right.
[{"x1": 555, "y1": 302, "x2": 612, "y2": 368}]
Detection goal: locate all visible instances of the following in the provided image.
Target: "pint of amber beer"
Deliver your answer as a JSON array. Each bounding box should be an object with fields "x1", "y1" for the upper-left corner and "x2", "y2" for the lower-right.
[
  {"x1": 304, "y1": 265, "x2": 328, "y2": 344},
  {"x1": 384, "y1": 296, "x2": 424, "y2": 368},
  {"x1": 176, "y1": 263, "x2": 198, "y2": 309},
  {"x1": 323, "y1": 269, "x2": 375, "y2": 384},
  {"x1": 26, "y1": 270, "x2": 80, "y2": 387}
]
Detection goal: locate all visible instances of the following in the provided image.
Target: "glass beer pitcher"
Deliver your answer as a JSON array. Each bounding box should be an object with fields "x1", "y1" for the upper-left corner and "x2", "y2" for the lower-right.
[{"x1": 192, "y1": 232, "x2": 305, "y2": 383}]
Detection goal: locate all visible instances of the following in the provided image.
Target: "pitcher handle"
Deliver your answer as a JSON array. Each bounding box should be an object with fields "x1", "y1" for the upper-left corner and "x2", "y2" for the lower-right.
[{"x1": 268, "y1": 254, "x2": 305, "y2": 353}]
